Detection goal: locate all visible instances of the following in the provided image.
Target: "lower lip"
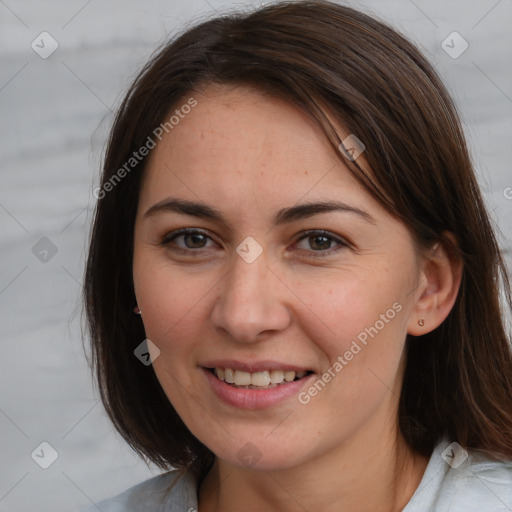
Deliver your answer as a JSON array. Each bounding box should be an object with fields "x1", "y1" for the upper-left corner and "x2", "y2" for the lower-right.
[{"x1": 202, "y1": 368, "x2": 314, "y2": 410}]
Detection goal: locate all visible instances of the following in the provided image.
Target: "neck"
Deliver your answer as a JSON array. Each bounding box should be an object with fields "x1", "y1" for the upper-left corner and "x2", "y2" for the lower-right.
[{"x1": 198, "y1": 425, "x2": 429, "y2": 512}]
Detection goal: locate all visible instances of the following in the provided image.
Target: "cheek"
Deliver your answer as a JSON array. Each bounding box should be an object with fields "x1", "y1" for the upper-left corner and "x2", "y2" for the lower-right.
[
  {"x1": 132, "y1": 253, "x2": 219, "y2": 356},
  {"x1": 295, "y1": 268, "x2": 409, "y2": 400},
  {"x1": 297, "y1": 267, "x2": 405, "y2": 350},
  {"x1": 132, "y1": 259, "x2": 215, "y2": 409}
]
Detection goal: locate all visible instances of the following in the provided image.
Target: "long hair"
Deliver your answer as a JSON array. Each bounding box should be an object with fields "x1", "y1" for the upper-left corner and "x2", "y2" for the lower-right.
[{"x1": 84, "y1": 0, "x2": 512, "y2": 481}]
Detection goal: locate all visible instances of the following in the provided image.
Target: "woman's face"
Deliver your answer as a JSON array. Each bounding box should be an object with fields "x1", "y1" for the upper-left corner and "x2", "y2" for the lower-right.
[{"x1": 133, "y1": 84, "x2": 425, "y2": 471}]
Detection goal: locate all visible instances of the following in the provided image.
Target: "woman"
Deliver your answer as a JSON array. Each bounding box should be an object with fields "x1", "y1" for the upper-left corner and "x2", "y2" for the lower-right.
[{"x1": 82, "y1": 1, "x2": 512, "y2": 510}]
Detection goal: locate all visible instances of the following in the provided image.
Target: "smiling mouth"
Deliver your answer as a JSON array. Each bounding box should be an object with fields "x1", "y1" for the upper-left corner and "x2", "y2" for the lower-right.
[{"x1": 208, "y1": 367, "x2": 314, "y2": 389}]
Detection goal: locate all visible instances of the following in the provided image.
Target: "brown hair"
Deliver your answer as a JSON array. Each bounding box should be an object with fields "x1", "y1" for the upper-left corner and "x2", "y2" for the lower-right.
[{"x1": 84, "y1": 0, "x2": 512, "y2": 481}]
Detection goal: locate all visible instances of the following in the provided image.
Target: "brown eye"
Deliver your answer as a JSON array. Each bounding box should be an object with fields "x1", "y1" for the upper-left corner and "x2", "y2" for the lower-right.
[
  {"x1": 161, "y1": 229, "x2": 216, "y2": 251},
  {"x1": 308, "y1": 234, "x2": 332, "y2": 251},
  {"x1": 294, "y1": 230, "x2": 349, "y2": 255},
  {"x1": 182, "y1": 232, "x2": 208, "y2": 248}
]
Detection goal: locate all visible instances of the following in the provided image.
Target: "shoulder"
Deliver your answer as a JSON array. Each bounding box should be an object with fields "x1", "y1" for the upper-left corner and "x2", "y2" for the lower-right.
[
  {"x1": 406, "y1": 439, "x2": 512, "y2": 512},
  {"x1": 76, "y1": 468, "x2": 198, "y2": 512},
  {"x1": 444, "y1": 448, "x2": 512, "y2": 510}
]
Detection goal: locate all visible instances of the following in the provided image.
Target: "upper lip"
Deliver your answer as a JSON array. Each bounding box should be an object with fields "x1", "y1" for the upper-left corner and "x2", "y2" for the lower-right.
[{"x1": 201, "y1": 360, "x2": 313, "y2": 373}]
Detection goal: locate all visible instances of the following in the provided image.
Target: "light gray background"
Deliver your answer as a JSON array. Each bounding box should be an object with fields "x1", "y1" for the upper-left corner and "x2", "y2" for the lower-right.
[{"x1": 1, "y1": 0, "x2": 511, "y2": 511}]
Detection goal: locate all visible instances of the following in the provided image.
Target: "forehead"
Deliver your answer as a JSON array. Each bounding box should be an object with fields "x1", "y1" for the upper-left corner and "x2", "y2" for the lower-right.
[{"x1": 139, "y1": 84, "x2": 378, "y2": 217}]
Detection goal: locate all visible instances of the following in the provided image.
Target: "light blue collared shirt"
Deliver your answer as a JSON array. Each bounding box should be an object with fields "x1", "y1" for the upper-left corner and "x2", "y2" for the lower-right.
[{"x1": 78, "y1": 437, "x2": 512, "y2": 511}]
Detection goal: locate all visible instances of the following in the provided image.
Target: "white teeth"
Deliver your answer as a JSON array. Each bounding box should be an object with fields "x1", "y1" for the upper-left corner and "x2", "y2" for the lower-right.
[
  {"x1": 284, "y1": 371, "x2": 296, "y2": 382},
  {"x1": 213, "y1": 367, "x2": 308, "y2": 388},
  {"x1": 269, "y1": 370, "x2": 285, "y2": 384},
  {"x1": 224, "y1": 368, "x2": 235, "y2": 383},
  {"x1": 234, "y1": 370, "x2": 252, "y2": 386},
  {"x1": 251, "y1": 371, "x2": 271, "y2": 387}
]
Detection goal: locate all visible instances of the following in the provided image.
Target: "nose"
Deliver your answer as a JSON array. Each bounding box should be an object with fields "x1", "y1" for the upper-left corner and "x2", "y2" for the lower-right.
[{"x1": 210, "y1": 249, "x2": 292, "y2": 343}]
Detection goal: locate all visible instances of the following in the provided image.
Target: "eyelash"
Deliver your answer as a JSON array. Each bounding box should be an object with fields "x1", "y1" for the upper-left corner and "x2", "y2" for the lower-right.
[
  {"x1": 293, "y1": 229, "x2": 350, "y2": 257},
  {"x1": 159, "y1": 228, "x2": 350, "y2": 257},
  {"x1": 160, "y1": 228, "x2": 217, "y2": 256}
]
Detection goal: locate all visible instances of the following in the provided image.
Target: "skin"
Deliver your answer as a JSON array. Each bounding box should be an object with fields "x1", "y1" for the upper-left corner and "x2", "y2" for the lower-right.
[{"x1": 132, "y1": 84, "x2": 462, "y2": 512}]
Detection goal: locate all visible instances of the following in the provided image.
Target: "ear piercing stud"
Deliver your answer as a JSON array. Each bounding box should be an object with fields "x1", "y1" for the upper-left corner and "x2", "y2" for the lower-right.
[
  {"x1": 418, "y1": 318, "x2": 424, "y2": 327},
  {"x1": 133, "y1": 305, "x2": 142, "y2": 315}
]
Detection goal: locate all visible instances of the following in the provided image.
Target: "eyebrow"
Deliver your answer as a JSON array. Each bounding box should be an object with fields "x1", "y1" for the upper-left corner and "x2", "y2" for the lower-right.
[
  {"x1": 145, "y1": 198, "x2": 222, "y2": 221},
  {"x1": 143, "y1": 198, "x2": 375, "y2": 225},
  {"x1": 274, "y1": 200, "x2": 375, "y2": 225}
]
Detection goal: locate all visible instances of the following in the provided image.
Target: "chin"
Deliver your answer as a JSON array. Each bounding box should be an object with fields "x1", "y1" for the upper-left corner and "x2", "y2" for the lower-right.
[{"x1": 211, "y1": 436, "x2": 314, "y2": 472}]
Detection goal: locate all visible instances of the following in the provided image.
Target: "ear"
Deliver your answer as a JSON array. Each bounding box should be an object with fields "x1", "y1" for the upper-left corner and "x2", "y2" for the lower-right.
[{"x1": 407, "y1": 233, "x2": 463, "y2": 336}]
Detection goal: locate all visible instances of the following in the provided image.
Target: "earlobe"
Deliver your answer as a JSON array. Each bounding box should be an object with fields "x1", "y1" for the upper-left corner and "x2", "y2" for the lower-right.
[{"x1": 407, "y1": 234, "x2": 463, "y2": 336}]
